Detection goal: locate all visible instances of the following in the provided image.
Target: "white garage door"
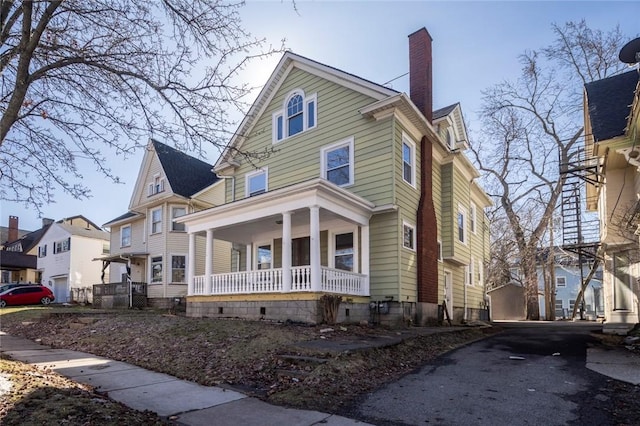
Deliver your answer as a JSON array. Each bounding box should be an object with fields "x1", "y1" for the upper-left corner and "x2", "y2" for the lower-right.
[{"x1": 52, "y1": 277, "x2": 69, "y2": 303}]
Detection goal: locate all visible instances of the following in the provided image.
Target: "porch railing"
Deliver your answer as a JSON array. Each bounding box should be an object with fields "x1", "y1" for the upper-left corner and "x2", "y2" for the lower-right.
[{"x1": 192, "y1": 266, "x2": 367, "y2": 296}]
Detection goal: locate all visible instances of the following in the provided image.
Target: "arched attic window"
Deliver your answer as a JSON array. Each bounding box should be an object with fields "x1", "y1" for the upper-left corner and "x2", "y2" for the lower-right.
[{"x1": 273, "y1": 89, "x2": 317, "y2": 143}]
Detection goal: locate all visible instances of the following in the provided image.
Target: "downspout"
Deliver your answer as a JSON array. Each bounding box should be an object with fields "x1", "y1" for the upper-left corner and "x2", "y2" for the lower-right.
[{"x1": 463, "y1": 177, "x2": 473, "y2": 323}]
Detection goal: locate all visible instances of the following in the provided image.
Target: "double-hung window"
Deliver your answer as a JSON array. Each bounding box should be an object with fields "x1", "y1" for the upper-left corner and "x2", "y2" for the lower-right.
[
  {"x1": 53, "y1": 238, "x2": 70, "y2": 254},
  {"x1": 273, "y1": 90, "x2": 317, "y2": 142},
  {"x1": 172, "y1": 207, "x2": 186, "y2": 232},
  {"x1": 257, "y1": 244, "x2": 272, "y2": 270},
  {"x1": 38, "y1": 245, "x2": 47, "y2": 258},
  {"x1": 402, "y1": 133, "x2": 416, "y2": 187},
  {"x1": 402, "y1": 221, "x2": 416, "y2": 251},
  {"x1": 121, "y1": 224, "x2": 131, "y2": 247},
  {"x1": 246, "y1": 169, "x2": 267, "y2": 197},
  {"x1": 556, "y1": 276, "x2": 566, "y2": 287},
  {"x1": 457, "y1": 205, "x2": 467, "y2": 244},
  {"x1": 171, "y1": 255, "x2": 186, "y2": 283},
  {"x1": 321, "y1": 137, "x2": 354, "y2": 187},
  {"x1": 334, "y1": 233, "x2": 354, "y2": 271},
  {"x1": 470, "y1": 202, "x2": 477, "y2": 234},
  {"x1": 151, "y1": 256, "x2": 163, "y2": 283},
  {"x1": 151, "y1": 208, "x2": 162, "y2": 234},
  {"x1": 148, "y1": 175, "x2": 165, "y2": 196}
]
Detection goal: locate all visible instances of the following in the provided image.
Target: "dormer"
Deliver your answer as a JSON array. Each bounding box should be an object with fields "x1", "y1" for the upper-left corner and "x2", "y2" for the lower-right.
[{"x1": 433, "y1": 103, "x2": 469, "y2": 152}]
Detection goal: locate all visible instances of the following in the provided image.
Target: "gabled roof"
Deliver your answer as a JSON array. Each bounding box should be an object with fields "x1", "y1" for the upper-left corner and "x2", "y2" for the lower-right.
[
  {"x1": 585, "y1": 70, "x2": 639, "y2": 142},
  {"x1": 57, "y1": 215, "x2": 102, "y2": 231},
  {"x1": 103, "y1": 211, "x2": 140, "y2": 227},
  {"x1": 433, "y1": 103, "x2": 458, "y2": 120},
  {"x1": 215, "y1": 51, "x2": 398, "y2": 172},
  {"x1": 151, "y1": 139, "x2": 218, "y2": 197},
  {"x1": 56, "y1": 223, "x2": 110, "y2": 241},
  {"x1": 4, "y1": 224, "x2": 51, "y2": 254}
]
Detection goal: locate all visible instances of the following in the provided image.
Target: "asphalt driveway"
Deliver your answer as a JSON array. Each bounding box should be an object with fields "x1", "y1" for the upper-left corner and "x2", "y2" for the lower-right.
[{"x1": 349, "y1": 322, "x2": 618, "y2": 426}]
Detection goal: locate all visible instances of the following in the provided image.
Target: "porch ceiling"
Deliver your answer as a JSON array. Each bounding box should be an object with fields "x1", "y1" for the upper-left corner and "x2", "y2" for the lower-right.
[
  {"x1": 206, "y1": 207, "x2": 348, "y2": 244},
  {"x1": 179, "y1": 179, "x2": 376, "y2": 241}
]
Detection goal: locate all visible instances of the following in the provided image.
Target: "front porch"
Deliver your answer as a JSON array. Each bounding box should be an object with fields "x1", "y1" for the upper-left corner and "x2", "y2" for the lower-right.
[{"x1": 179, "y1": 179, "x2": 377, "y2": 322}]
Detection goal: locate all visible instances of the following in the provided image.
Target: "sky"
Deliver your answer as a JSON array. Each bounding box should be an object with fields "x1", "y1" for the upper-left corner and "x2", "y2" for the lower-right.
[{"x1": 2, "y1": 1, "x2": 639, "y2": 232}]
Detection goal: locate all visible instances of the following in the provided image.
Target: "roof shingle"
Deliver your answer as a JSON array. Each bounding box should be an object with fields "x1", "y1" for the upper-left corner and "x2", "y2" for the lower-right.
[
  {"x1": 151, "y1": 139, "x2": 218, "y2": 197},
  {"x1": 585, "y1": 71, "x2": 639, "y2": 142}
]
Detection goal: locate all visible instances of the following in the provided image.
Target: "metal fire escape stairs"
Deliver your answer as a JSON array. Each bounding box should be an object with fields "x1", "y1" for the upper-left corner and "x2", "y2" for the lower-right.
[{"x1": 559, "y1": 147, "x2": 604, "y2": 319}]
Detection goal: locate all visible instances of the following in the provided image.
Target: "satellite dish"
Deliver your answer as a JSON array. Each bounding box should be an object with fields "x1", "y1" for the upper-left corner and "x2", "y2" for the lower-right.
[{"x1": 619, "y1": 37, "x2": 640, "y2": 64}]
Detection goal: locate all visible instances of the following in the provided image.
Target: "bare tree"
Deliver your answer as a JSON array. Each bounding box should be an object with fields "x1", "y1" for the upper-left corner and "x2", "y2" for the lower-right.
[
  {"x1": 472, "y1": 20, "x2": 629, "y2": 319},
  {"x1": 1, "y1": 0, "x2": 282, "y2": 213}
]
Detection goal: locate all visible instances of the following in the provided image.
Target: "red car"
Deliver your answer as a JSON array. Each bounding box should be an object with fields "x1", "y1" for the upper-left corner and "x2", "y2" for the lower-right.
[{"x1": 0, "y1": 285, "x2": 55, "y2": 307}]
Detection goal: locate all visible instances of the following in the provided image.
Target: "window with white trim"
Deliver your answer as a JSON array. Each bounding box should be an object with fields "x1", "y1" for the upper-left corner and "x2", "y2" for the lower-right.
[
  {"x1": 334, "y1": 232, "x2": 354, "y2": 271},
  {"x1": 38, "y1": 244, "x2": 47, "y2": 258},
  {"x1": 150, "y1": 208, "x2": 162, "y2": 234},
  {"x1": 273, "y1": 90, "x2": 317, "y2": 142},
  {"x1": 151, "y1": 256, "x2": 163, "y2": 283},
  {"x1": 257, "y1": 243, "x2": 272, "y2": 270},
  {"x1": 402, "y1": 133, "x2": 416, "y2": 187},
  {"x1": 171, "y1": 207, "x2": 186, "y2": 232},
  {"x1": 446, "y1": 127, "x2": 455, "y2": 150},
  {"x1": 470, "y1": 202, "x2": 477, "y2": 234},
  {"x1": 402, "y1": 221, "x2": 416, "y2": 251},
  {"x1": 171, "y1": 255, "x2": 186, "y2": 283},
  {"x1": 53, "y1": 238, "x2": 70, "y2": 254},
  {"x1": 457, "y1": 205, "x2": 467, "y2": 244},
  {"x1": 477, "y1": 259, "x2": 484, "y2": 287},
  {"x1": 321, "y1": 138, "x2": 354, "y2": 187},
  {"x1": 556, "y1": 276, "x2": 566, "y2": 287},
  {"x1": 246, "y1": 169, "x2": 267, "y2": 197},
  {"x1": 120, "y1": 224, "x2": 131, "y2": 247},
  {"x1": 467, "y1": 258, "x2": 474, "y2": 286},
  {"x1": 148, "y1": 175, "x2": 165, "y2": 196},
  {"x1": 437, "y1": 240, "x2": 442, "y2": 262}
]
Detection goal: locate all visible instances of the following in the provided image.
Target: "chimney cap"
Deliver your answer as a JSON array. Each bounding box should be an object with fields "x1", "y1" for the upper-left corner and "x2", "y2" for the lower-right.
[{"x1": 408, "y1": 27, "x2": 433, "y2": 41}]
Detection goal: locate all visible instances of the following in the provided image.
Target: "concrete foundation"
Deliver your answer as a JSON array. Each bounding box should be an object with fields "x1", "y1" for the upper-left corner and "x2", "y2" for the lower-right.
[{"x1": 188, "y1": 298, "x2": 370, "y2": 325}]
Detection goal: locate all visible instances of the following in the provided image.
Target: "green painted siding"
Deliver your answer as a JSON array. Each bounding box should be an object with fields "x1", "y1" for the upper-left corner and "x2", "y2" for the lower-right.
[
  {"x1": 440, "y1": 163, "x2": 454, "y2": 258},
  {"x1": 229, "y1": 68, "x2": 395, "y2": 207},
  {"x1": 369, "y1": 212, "x2": 399, "y2": 299}
]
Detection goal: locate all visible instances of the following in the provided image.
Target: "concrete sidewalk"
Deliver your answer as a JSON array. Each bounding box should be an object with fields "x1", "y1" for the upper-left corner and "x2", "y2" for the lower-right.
[{"x1": 0, "y1": 332, "x2": 370, "y2": 425}]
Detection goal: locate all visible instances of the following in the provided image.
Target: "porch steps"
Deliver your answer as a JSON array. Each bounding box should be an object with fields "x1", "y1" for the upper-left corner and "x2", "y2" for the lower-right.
[{"x1": 275, "y1": 354, "x2": 329, "y2": 380}]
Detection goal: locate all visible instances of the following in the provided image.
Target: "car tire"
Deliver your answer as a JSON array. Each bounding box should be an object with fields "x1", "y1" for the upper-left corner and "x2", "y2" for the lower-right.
[
  {"x1": 41, "y1": 297, "x2": 51, "y2": 305},
  {"x1": 0, "y1": 300, "x2": 6, "y2": 308}
]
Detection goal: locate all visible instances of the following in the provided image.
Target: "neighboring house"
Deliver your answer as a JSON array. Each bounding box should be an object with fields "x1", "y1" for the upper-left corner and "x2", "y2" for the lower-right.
[
  {"x1": 37, "y1": 215, "x2": 110, "y2": 304},
  {"x1": 536, "y1": 249, "x2": 604, "y2": 320},
  {"x1": 177, "y1": 28, "x2": 492, "y2": 326},
  {"x1": 100, "y1": 139, "x2": 230, "y2": 308},
  {"x1": 488, "y1": 249, "x2": 604, "y2": 321},
  {"x1": 1, "y1": 217, "x2": 53, "y2": 284},
  {"x1": 584, "y1": 58, "x2": 640, "y2": 333}
]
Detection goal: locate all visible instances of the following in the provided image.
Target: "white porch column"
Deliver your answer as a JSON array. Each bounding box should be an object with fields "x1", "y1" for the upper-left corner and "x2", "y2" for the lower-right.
[
  {"x1": 282, "y1": 212, "x2": 292, "y2": 292},
  {"x1": 246, "y1": 244, "x2": 253, "y2": 271},
  {"x1": 205, "y1": 229, "x2": 214, "y2": 294},
  {"x1": 361, "y1": 225, "x2": 370, "y2": 296},
  {"x1": 310, "y1": 206, "x2": 321, "y2": 292},
  {"x1": 187, "y1": 232, "x2": 196, "y2": 296}
]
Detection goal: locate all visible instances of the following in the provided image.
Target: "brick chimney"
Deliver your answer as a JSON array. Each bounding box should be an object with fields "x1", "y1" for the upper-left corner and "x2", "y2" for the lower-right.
[
  {"x1": 409, "y1": 27, "x2": 433, "y2": 123},
  {"x1": 410, "y1": 28, "x2": 439, "y2": 308},
  {"x1": 8, "y1": 215, "x2": 18, "y2": 242}
]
